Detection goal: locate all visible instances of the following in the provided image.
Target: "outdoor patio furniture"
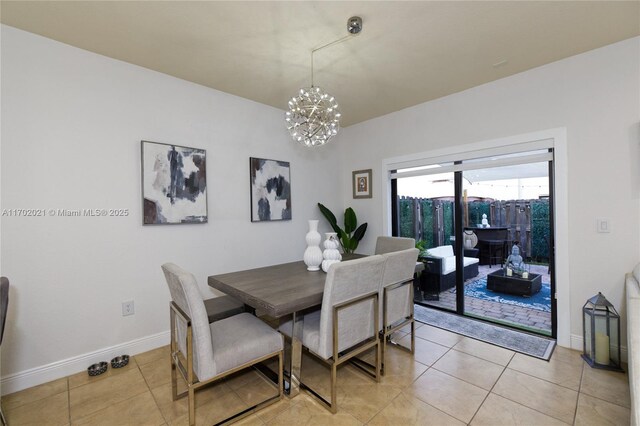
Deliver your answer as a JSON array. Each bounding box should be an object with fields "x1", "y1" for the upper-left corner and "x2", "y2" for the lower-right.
[
  {"x1": 486, "y1": 268, "x2": 542, "y2": 296},
  {"x1": 419, "y1": 245, "x2": 479, "y2": 294}
]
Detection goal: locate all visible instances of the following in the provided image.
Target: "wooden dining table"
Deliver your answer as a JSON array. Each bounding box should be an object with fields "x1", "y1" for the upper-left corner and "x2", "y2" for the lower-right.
[
  {"x1": 208, "y1": 254, "x2": 423, "y2": 398},
  {"x1": 208, "y1": 259, "x2": 330, "y2": 397}
]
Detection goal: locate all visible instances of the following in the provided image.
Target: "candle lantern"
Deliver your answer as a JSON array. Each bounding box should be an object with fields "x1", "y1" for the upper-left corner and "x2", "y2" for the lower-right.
[{"x1": 581, "y1": 292, "x2": 623, "y2": 372}]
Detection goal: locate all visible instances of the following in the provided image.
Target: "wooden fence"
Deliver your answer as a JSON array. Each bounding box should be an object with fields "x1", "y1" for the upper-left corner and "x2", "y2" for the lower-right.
[{"x1": 398, "y1": 197, "x2": 550, "y2": 261}]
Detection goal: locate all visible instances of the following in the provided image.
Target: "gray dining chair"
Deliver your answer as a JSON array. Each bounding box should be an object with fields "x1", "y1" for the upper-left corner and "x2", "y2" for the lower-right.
[
  {"x1": 379, "y1": 248, "x2": 420, "y2": 373},
  {"x1": 0, "y1": 277, "x2": 8, "y2": 426},
  {"x1": 279, "y1": 255, "x2": 386, "y2": 413},
  {"x1": 161, "y1": 263, "x2": 283, "y2": 426},
  {"x1": 374, "y1": 236, "x2": 415, "y2": 255}
]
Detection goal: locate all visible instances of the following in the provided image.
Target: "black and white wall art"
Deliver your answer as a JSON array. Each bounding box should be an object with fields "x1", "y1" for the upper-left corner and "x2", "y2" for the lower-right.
[
  {"x1": 250, "y1": 157, "x2": 291, "y2": 222},
  {"x1": 141, "y1": 140, "x2": 207, "y2": 224}
]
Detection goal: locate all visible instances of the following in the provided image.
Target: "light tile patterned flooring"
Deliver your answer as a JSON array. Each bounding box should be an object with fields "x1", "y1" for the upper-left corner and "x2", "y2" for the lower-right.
[{"x1": 2, "y1": 322, "x2": 631, "y2": 425}]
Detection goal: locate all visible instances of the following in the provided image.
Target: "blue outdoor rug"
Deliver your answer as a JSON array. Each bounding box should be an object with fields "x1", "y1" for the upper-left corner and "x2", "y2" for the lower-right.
[{"x1": 451, "y1": 277, "x2": 552, "y2": 313}]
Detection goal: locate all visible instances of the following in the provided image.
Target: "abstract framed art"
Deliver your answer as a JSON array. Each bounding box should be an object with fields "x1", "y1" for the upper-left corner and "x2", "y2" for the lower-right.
[
  {"x1": 250, "y1": 157, "x2": 291, "y2": 222},
  {"x1": 141, "y1": 140, "x2": 208, "y2": 225},
  {"x1": 352, "y1": 169, "x2": 372, "y2": 199}
]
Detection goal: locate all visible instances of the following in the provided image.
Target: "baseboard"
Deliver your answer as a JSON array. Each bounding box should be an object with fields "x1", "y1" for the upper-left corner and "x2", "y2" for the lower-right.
[
  {"x1": 570, "y1": 333, "x2": 628, "y2": 364},
  {"x1": 1, "y1": 330, "x2": 170, "y2": 395}
]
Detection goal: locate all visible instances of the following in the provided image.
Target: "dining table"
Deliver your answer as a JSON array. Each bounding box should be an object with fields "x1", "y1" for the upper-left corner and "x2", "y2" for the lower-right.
[
  {"x1": 207, "y1": 254, "x2": 423, "y2": 398},
  {"x1": 208, "y1": 259, "x2": 331, "y2": 397}
]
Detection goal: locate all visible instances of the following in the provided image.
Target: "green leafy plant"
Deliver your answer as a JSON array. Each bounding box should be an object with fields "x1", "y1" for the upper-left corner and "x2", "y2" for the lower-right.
[
  {"x1": 318, "y1": 203, "x2": 367, "y2": 254},
  {"x1": 415, "y1": 240, "x2": 431, "y2": 258}
]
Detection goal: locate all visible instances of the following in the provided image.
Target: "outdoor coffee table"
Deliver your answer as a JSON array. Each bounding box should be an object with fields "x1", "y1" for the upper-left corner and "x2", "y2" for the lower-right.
[{"x1": 486, "y1": 268, "x2": 542, "y2": 296}]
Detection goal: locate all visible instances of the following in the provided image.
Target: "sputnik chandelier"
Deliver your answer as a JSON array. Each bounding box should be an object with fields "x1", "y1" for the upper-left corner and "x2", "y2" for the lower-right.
[{"x1": 285, "y1": 16, "x2": 363, "y2": 147}]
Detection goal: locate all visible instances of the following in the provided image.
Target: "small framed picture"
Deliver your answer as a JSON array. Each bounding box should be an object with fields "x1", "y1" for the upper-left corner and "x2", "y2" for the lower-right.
[{"x1": 352, "y1": 169, "x2": 372, "y2": 199}]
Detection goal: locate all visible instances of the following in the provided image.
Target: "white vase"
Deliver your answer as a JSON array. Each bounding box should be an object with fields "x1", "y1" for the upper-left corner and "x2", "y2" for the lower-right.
[
  {"x1": 303, "y1": 220, "x2": 323, "y2": 271},
  {"x1": 322, "y1": 232, "x2": 342, "y2": 272}
]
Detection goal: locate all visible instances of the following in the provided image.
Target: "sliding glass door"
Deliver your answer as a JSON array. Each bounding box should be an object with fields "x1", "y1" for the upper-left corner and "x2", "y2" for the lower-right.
[{"x1": 392, "y1": 149, "x2": 556, "y2": 337}]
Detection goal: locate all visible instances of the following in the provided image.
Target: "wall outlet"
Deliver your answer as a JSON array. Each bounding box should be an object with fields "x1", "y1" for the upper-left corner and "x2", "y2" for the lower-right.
[
  {"x1": 122, "y1": 300, "x2": 135, "y2": 316},
  {"x1": 596, "y1": 218, "x2": 611, "y2": 233}
]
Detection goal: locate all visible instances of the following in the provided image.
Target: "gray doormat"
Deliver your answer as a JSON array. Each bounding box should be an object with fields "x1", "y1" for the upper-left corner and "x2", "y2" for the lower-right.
[{"x1": 414, "y1": 305, "x2": 556, "y2": 360}]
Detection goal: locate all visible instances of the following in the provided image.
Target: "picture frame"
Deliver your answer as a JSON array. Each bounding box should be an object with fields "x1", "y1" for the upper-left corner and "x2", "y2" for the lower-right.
[
  {"x1": 250, "y1": 157, "x2": 292, "y2": 222},
  {"x1": 352, "y1": 169, "x2": 372, "y2": 199},
  {"x1": 141, "y1": 140, "x2": 208, "y2": 225}
]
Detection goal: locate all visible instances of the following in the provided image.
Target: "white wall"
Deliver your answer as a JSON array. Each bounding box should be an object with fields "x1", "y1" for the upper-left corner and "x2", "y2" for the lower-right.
[
  {"x1": 0, "y1": 25, "x2": 342, "y2": 392},
  {"x1": 340, "y1": 37, "x2": 640, "y2": 349}
]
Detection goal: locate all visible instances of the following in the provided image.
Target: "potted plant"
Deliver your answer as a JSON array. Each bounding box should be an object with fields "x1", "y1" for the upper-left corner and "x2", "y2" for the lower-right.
[{"x1": 317, "y1": 203, "x2": 367, "y2": 254}]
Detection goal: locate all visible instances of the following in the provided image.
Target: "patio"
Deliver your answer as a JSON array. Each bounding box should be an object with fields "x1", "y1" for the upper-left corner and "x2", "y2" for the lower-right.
[{"x1": 416, "y1": 263, "x2": 552, "y2": 334}]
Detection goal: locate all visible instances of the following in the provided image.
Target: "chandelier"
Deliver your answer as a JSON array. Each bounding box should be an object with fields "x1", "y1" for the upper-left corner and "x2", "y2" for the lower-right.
[{"x1": 285, "y1": 16, "x2": 363, "y2": 147}]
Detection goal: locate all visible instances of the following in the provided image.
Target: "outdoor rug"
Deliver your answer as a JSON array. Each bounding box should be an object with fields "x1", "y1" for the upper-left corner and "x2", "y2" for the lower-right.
[
  {"x1": 414, "y1": 304, "x2": 556, "y2": 360},
  {"x1": 450, "y1": 277, "x2": 552, "y2": 313}
]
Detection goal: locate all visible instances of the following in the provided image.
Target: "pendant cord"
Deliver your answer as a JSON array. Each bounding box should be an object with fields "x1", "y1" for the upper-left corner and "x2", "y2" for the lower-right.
[{"x1": 310, "y1": 34, "x2": 353, "y2": 87}]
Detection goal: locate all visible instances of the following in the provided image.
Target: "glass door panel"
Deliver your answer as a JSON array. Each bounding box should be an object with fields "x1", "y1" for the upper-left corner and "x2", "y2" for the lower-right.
[
  {"x1": 396, "y1": 172, "x2": 457, "y2": 312},
  {"x1": 462, "y1": 162, "x2": 552, "y2": 335}
]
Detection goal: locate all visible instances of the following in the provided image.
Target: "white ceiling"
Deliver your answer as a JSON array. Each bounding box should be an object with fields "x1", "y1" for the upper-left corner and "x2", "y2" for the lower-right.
[{"x1": 2, "y1": 1, "x2": 639, "y2": 127}]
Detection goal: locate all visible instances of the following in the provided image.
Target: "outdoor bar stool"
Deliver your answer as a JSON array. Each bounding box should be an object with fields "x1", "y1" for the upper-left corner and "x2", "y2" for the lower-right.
[{"x1": 162, "y1": 263, "x2": 283, "y2": 426}]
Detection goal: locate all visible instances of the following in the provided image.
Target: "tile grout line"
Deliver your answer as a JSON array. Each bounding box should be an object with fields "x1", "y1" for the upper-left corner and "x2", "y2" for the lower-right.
[
  {"x1": 489, "y1": 366, "x2": 578, "y2": 425},
  {"x1": 572, "y1": 363, "x2": 586, "y2": 425},
  {"x1": 466, "y1": 350, "x2": 514, "y2": 424}
]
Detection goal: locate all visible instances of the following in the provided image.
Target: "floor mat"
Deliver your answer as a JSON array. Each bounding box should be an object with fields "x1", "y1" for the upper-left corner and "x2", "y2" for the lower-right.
[{"x1": 414, "y1": 304, "x2": 556, "y2": 360}]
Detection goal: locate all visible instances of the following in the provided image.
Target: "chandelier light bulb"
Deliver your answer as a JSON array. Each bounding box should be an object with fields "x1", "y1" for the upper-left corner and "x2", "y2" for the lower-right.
[{"x1": 285, "y1": 86, "x2": 341, "y2": 147}]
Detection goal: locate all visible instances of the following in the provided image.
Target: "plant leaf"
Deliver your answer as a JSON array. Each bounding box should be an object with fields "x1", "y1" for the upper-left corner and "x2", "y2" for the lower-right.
[
  {"x1": 352, "y1": 223, "x2": 368, "y2": 242},
  {"x1": 344, "y1": 207, "x2": 357, "y2": 234},
  {"x1": 318, "y1": 203, "x2": 341, "y2": 234}
]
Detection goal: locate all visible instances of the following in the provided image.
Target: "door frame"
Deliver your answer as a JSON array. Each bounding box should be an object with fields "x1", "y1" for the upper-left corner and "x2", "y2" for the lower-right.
[{"x1": 381, "y1": 128, "x2": 570, "y2": 347}]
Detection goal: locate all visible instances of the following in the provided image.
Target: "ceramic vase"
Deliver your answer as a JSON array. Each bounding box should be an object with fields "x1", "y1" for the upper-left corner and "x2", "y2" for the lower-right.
[
  {"x1": 303, "y1": 220, "x2": 323, "y2": 271},
  {"x1": 322, "y1": 232, "x2": 342, "y2": 273}
]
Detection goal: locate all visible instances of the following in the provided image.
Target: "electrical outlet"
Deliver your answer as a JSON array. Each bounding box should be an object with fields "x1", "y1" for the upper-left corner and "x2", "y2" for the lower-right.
[{"x1": 122, "y1": 300, "x2": 135, "y2": 316}]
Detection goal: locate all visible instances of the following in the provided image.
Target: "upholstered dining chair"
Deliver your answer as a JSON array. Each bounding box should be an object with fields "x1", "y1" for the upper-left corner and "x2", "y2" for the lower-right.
[
  {"x1": 374, "y1": 236, "x2": 415, "y2": 255},
  {"x1": 0, "y1": 277, "x2": 8, "y2": 426},
  {"x1": 279, "y1": 255, "x2": 386, "y2": 413},
  {"x1": 161, "y1": 263, "x2": 283, "y2": 426},
  {"x1": 379, "y1": 248, "x2": 420, "y2": 373}
]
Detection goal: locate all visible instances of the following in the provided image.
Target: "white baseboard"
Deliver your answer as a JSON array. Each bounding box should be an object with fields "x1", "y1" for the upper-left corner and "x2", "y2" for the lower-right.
[
  {"x1": 1, "y1": 330, "x2": 170, "y2": 395},
  {"x1": 570, "y1": 333, "x2": 628, "y2": 364}
]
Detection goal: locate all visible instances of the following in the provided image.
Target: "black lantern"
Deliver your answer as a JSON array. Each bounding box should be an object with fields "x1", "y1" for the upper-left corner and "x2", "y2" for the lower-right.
[{"x1": 582, "y1": 292, "x2": 623, "y2": 371}]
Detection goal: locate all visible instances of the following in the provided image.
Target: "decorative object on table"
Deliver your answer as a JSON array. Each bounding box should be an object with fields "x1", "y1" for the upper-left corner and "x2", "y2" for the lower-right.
[
  {"x1": 582, "y1": 292, "x2": 623, "y2": 371},
  {"x1": 285, "y1": 16, "x2": 363, "y2": 147},
  {"x1": 141, "y1": 141, "x2": 207, "y2": 225},
  {"x1": 303, "y1": 220, "x2": 323, "y2": 271},
  {"x1": 321, "y1": 232, "x2": 342, "y2": 272},
  {"x1": 317, "y1": 203, "x2": 368, "y2": 254},
  {"x1": 504, "y1": 242, "x2": 529, "y2": 277},
  {"x1": 250, "y1": 157, "x2": 291, "y2": 222},
  {"x1": 463, "y1": 230, "x2": 478, "y2": 249},
  {"x1": 87, "y1": 361, "x2": 108, "y2": 376},
  {"x1": 352, "y1": 169, "x2": 372, "y2": 199},
  {"x1": 481, "y1": 213, "x2": 490, "y2": 228},
  {"x1": 110, "y1": 355, "x2": 129, "y2": 369}
]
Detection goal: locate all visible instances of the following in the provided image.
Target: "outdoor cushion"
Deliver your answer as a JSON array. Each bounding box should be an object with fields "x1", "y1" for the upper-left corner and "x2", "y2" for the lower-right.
[
  {"x1": 210, "y1": 312, "x2": 283, "y2": 377},
  {"x1": 428, "y1": 245, "x2": 454, "y2": 258}
]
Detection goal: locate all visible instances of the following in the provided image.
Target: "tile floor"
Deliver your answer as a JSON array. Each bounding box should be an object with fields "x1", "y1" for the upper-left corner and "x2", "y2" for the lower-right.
[{"x1": 2, "y1": 322, "x2": 631, "y2": 425}]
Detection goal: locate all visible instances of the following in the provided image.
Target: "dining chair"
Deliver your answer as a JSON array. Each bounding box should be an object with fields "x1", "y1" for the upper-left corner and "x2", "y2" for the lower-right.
[
  {"x1": 374, "y1": 236, "x2": 415, "y2": 255},
  {"x1": 161, "y1": 263, "x2": 283, "y2": 426},
  {"x1": 379, "y1": 248, "x2": 420, "y2": 373},
  {"x1": 0, "y1": 277, "x2": 8, "y2": 426},
  {"x1": 279, "y1": 255, "x2": 386, "y2": 413}
]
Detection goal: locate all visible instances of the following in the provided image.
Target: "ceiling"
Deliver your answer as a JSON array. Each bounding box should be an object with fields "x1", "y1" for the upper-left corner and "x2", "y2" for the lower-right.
[{"x1": 2, "y1": 1, "x2": 639, "y2": 127}]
